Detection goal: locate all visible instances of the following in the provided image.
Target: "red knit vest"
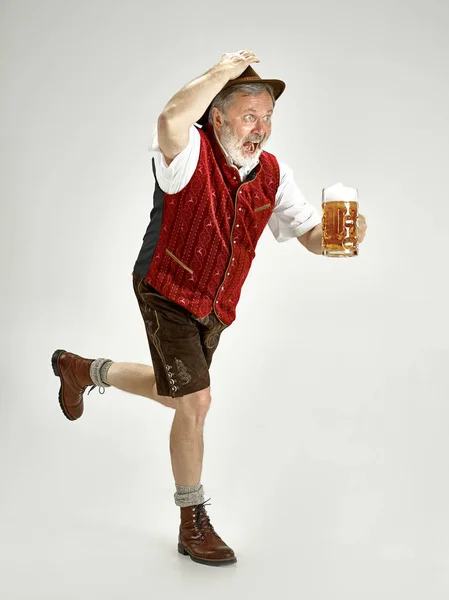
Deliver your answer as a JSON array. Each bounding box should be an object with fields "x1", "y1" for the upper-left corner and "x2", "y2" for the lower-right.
[{"x1": 145, "y1": 122, "x2": 280, "y2": 325}]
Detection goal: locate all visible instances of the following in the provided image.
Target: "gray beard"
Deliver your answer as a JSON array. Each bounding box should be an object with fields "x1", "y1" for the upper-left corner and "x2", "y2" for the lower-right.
[{"x1": 219, "y1": 121, "x2": 270, "y2": 170}]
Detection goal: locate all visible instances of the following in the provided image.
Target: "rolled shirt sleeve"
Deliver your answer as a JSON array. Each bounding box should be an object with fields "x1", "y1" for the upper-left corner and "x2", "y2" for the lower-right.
[
  {"x1": 149, "y1": 123, "x2": 201, "y2": 194},
  {"x1": 268, "y1": 161, "x2": 321, "y2": 242}
]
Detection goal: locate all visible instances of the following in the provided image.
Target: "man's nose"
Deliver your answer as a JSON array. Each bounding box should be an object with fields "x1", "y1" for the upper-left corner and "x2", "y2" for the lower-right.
[{"x1": 252, "y1": 120, "x2": 266, "y2": 136}]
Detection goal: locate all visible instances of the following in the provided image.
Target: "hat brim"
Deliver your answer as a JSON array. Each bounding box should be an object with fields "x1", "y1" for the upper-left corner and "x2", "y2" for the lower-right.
[{"x1": 196, "y1": 78, "x2": 286, "y2": 126}]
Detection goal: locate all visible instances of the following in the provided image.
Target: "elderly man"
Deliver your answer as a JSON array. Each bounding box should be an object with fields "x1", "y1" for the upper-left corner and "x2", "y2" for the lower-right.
[{"x1": 52, "y1": 50, "x2": 367, "y2": 567}]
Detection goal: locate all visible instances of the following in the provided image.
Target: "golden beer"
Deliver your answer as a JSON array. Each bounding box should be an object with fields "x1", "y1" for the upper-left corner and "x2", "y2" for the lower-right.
[{"x1": 322, "y1": 185, "x2": 358, "y2": 257}]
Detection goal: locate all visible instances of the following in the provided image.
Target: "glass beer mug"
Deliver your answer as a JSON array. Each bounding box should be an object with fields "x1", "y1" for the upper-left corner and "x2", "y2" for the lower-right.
[{"x1": 322, "y1": 182, "x2": 359, "y2": 257}]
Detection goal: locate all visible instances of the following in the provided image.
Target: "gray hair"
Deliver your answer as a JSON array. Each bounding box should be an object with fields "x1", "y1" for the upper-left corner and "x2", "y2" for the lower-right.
[{"x1": 208, "y1": 82, "x2": 275, "y2": 125}]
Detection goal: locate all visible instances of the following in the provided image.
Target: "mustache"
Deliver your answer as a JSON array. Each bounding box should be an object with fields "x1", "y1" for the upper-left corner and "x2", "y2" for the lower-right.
[{"x1": 243, "y1": 135, "x2": 264, "y2": 144}]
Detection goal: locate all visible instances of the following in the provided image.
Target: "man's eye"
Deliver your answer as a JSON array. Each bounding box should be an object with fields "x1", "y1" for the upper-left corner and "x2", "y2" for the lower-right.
[
  {"x1": 244, "y1": 115, "x2": 254, "y2": 121},
  {"x1": 264, "y1": 115, "x2": 271, "y2": 121}
]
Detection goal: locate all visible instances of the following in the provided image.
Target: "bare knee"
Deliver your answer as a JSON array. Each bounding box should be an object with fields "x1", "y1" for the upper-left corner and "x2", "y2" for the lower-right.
[
  {"x1": 151, "y1": 382, "x2": 178, "y2": 409},
  {"x1": 176, "y1": 386, "x2": 211, "y2": 423}
]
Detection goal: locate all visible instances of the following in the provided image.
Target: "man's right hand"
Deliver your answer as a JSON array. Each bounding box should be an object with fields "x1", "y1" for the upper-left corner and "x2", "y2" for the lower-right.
[{"x1": 213, "y1": 50, "x2": 260, "y2": 81}]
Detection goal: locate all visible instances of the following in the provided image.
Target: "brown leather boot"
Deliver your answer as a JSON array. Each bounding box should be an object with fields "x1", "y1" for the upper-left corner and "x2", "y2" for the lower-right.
[
  {"x1": 178, "y1": 499, "x2": 237, "y2": 566},
  {"x1": 51, "y1": 349, "x2": 104, "y2": 421}
]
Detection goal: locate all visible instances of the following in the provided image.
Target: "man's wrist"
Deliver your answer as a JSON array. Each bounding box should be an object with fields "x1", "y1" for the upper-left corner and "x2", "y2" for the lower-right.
[
  {"x1": 298, "y1": 224, "x2": 323, "y2": 255},
  {"x1": 207, "y1": 64, "x2": 232, "y2": 86}
]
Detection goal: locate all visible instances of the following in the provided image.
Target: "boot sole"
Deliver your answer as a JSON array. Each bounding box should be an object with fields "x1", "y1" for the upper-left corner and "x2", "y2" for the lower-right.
[
  {"x1": 51, "y1": 349, "x2": 76, "y2": 421},
  {"x1": 177, "y1": 543, "x2": 237, "y2": 566}
]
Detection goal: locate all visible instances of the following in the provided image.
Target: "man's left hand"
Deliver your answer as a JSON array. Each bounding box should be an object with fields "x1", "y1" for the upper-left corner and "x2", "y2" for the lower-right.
[{"x1": 357, "y1": 214, "x2": 367, "y2": 244}]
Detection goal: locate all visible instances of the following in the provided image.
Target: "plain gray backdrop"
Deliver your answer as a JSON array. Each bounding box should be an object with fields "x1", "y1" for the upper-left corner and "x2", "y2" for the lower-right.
[{"x1": 1, "y1": 0, "x2": 448, "y2": 598}]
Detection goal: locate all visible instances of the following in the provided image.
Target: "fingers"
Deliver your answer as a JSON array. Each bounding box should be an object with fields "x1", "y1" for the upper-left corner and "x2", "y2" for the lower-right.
[
  {"x1": 356, "y1": 215, "x2": 367, "y2": 242},
  {"x1": 217, "y1": 50, "x2": 260, "y2": 80},
  {"x1": 239, "y1": 49, "x2": 260, "y2": 62},
  {"x1": 227, "y1": 49, "x2": 260, "y2": 62}
]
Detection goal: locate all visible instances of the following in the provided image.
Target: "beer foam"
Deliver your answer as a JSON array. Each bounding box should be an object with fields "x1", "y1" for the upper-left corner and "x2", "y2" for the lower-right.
[{"x1": 324, "y1": 182, "x2": 358, "y2": 202}]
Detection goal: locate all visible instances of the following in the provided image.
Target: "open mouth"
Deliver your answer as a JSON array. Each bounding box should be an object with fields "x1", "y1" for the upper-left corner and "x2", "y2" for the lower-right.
[{"x1": 242, "y1": 141, "x2": 260, "y2": 154}]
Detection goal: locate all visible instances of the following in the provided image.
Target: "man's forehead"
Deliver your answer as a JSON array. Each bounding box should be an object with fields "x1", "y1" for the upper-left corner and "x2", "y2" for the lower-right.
[{"x1": 232, "y1": 91, "x2": 274, "y2": 111}]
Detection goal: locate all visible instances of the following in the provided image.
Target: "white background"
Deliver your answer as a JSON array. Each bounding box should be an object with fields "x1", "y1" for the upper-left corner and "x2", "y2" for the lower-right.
[{"x1": 1, "y1": 0, "x2": 448, "y2": 598}]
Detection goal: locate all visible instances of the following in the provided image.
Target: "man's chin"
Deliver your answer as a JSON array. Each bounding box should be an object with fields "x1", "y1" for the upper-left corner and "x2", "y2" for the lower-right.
[{"x1": 232, "y1": 148, "x2": 263, "y2": 169}]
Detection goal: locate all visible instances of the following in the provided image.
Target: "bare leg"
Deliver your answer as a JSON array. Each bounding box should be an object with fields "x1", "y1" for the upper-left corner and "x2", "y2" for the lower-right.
[
  {"x1": 106, "y1": 362, "x2": 211, "y2": 485},
  {"x1": 106, "y1": 362, "x2": 178, "y2": 409},
  {"x1": 169, "y1": 388, "x2": 211, "y2": 485}
]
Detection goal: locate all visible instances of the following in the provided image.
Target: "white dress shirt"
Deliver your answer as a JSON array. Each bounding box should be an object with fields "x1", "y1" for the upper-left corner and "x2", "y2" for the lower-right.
[{"x1": 149, "y1": 124, "x2": 321, "y2": 242}]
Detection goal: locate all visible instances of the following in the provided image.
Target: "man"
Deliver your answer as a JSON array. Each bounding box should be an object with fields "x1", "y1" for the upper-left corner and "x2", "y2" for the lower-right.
[{"x1": 52, "y1": 50, "x2": 367, "y2": 567}]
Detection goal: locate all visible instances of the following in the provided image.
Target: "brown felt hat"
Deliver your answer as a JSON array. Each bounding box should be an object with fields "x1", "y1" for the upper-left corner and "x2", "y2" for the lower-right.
[{"x1": 196, "y1": 65, "x2": 286, "y2": 126}]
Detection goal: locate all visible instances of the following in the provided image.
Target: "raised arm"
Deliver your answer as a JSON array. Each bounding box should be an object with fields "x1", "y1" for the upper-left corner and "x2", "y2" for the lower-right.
[{"x1": 157, "y1": 51, "x2": 260, "y2": 166}]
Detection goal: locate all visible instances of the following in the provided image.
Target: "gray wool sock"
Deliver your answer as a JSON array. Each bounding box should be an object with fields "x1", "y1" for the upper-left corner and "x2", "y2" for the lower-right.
[
  {"x1": 90, "y1": 358, "x2": 113, "y2": 388},
  {"x1": 174, "y1": 482, "x2": 205, "y2": 507}
]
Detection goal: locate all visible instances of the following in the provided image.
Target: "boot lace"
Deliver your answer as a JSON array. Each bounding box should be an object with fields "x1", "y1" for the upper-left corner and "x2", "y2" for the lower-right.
[
  {"x1": 87, "y1": 385, "x2": 105, "y2": 395},
  {"x1": 195, "y1": 498, "x2": 219, "y2": 541}
]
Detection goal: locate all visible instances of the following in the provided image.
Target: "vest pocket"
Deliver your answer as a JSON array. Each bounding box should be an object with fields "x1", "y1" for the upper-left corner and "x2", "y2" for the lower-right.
[
  {"x1": 254, "y1": 203, "x2": 271, "y2": 213},
  {"x1": 165, "y1": 248, "x2": 194, "y2": 274}
]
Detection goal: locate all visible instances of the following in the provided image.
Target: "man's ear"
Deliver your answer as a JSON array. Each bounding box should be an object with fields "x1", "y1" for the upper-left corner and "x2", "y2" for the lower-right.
[{"x1": 211, "y1": 107, "x2": 224, "y2": 129}]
